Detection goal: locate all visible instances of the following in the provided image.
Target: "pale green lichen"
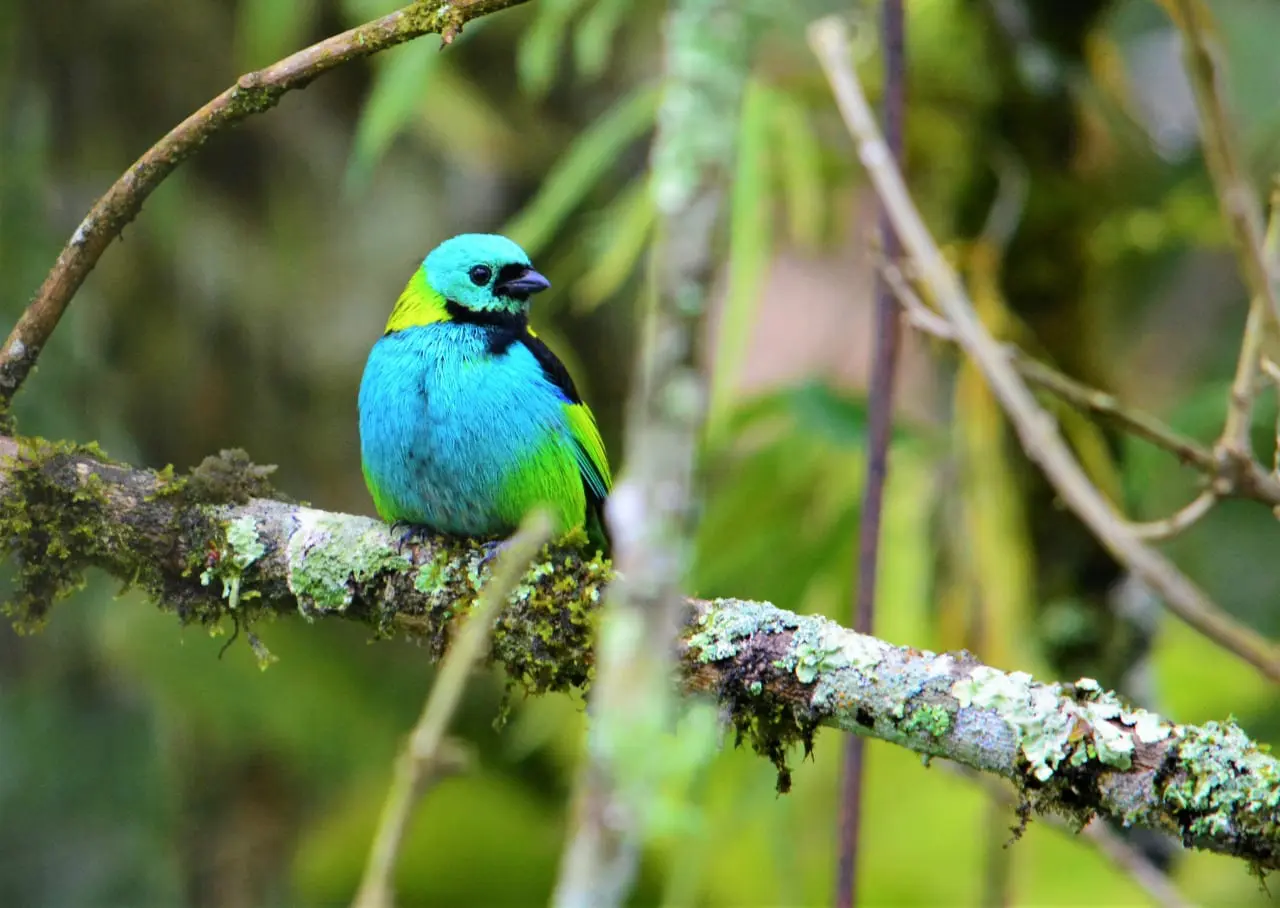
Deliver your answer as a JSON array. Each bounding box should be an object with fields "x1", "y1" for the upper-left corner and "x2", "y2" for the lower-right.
[
  {"x1": 794, "y1": 638, "x2": 846, "y2": 684},
  {"x1": 201, "y1": 515, "x2": 266, "y2": 610},
  {"x1": 901, "y1": 703, "x2": 952, "y2": 739},
  {"x1": 1162, "y1": 720, "x2": 1280, "y2": 841},
  {"x1": 686, "y1": 600, "x2": 798, "y2": 663},
  {"x1": 413, "y1": 548, "x2": 457, "y2": 595},
  {"x1": 783, "y1": 616, "x2": 887, "y2": 685},
  {"x1": 285, "y1": 509, "x2": 411, "y2": 615},
  {"x1": 951, "y1": 668, "x2": 1171, "y2": 782},
  {"x1": 800, "y1": 624, "x2": 890, "y2": 717}
]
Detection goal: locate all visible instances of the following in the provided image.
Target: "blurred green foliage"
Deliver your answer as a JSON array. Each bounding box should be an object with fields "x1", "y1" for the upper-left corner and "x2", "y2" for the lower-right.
[{"x1": 2, "y1": 0, "x2": 1279, "y2": 904}]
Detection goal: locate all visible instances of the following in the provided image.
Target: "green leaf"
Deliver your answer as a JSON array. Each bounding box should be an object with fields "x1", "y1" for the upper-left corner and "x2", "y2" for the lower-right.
[
  {"x1": 573, "y1": 0, "x2": 633, "y2": 81},
  {"x1": 783, "y1": 382, "x2": 870, "y2": 447},
  {"x1": 707, "y1": 78, "x2": 773, "y2": 446},
  {"x1": 516, "y1": 0, "x2": 588, "y2": 99},
  {"x1": 409, "y1": 59, "x2": 522, "y2": 171},
  {"x1": 574, "y1": 174, "x2": 654, "y2": 310},
  {"x1": 235, "y1": 0, "x2": 317, "y2": 70},
  {"x1": 504, "y1": 84, "x2": 660, "y2": 258},
  {"x1": 768, "y1": 87, "x2": 825, "y2": 250},
  {"x1": 344, "y1": 42, "x2": 442, "y2": 190}
]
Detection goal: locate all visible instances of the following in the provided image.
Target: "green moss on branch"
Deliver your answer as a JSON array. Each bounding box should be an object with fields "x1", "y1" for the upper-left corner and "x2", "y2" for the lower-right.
[{"x1": 1, "y1": 434, "x2": 1277, "y2": 872}]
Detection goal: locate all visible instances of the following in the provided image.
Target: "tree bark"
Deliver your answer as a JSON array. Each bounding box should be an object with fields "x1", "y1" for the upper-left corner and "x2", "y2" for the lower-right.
[{"x1": 3, "y1": 434, "x2": 1279, "y2": 872}]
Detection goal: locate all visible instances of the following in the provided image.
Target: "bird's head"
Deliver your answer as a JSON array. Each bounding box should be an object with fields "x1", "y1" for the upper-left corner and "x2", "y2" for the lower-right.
[{"x1": 424, "y1": 233, "x2": 550, "y2": 320}]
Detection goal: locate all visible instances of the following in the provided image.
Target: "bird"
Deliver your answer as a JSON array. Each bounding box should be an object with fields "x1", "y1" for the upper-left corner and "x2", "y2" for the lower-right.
[{"x1": 357, "y1": 233, "x2": 611, "y2": 556}]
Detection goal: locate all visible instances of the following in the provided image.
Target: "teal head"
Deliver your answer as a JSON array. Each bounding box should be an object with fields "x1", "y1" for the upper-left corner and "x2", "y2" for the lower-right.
[
  {"x1": 425, "y1": 233, "x2": 550, "y2": 317},
  {"x1": 384, "y1": 233, "x2": 551, "y2": 333}
]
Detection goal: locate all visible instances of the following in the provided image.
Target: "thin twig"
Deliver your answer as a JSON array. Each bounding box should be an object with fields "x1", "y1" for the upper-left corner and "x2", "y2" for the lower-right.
[
  {"x1": 810, "y1": 16, "x2": 1280, "y2": 683},
  {"x1": 352, "y1": 511, "x2": 554, "y2": 908},
  {"x1": 1167, "y1": 0, "x2": 1280, "y2": 341},
  {"x1": 1263, "y1": 357, "x2": 1280, "y2": 483},
  {"x1": 1217, "y1": 187, "x2": 1280, "y2": 457},
  {"x1": 892, "y1": 259, "x2": 1223, "y2": 544},
  {"x1": 837, "y1": 2, "x2": 906, "y2": 906},
  {"x1": 1007, "y1": 353, "x2": 1219, "y2": 477},
  {"x1": 1130, "y1": 490, "x2": 1217, "y2": 541},
  {"x1": 1080, "y1": 821, "x2": 1195, "y2": 908},
  {"x1": 883, "y1": 261, "x2": 1229, "y2": 481},
  {"x1": 1220, "y1": 301, "x2": 1266, "y2": 457},
  {"x1": 881, "y1": 263, "x2": 955, "y2": 339},
  {"x1": 0, "y1": 0, "x2": 531, "y2": 405}
]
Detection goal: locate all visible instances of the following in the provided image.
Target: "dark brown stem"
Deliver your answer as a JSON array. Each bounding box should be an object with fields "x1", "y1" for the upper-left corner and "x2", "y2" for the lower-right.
[
  {"x1": 0, "y1": 0, "x2": 531, "y2": 405},
  {"x1": 838, "y1": 3, "x2": 905, "y2": 906}
]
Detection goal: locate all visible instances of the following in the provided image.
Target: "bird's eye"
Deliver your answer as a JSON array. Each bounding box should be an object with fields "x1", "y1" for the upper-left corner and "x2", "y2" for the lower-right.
[{"x1": 468, "y1": 265, "x2": 492, "y2": 286}]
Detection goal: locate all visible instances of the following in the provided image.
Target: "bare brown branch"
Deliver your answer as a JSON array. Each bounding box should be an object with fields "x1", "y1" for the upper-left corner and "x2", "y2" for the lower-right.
[
  {"x1": 0, "y1": 0, "x2": 531, "y2": 405},
  {"x1": 882, "y1": 260, "x2": 1280, "y2": 509},
  {"x1": 1166, "y1": 0, "x2": 1280, "y2": 343}
]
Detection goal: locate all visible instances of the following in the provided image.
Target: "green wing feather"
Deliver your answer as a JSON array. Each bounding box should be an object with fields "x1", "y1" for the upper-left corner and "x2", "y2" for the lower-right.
[
  {"x1": 565, "y1": 401, "x2": 612, "y2": 552},
  {"x1": 565, "y1": 402, "x2": 611, "y2": 499},
  {"x1": 522, "y1": 331, "x2": 613, "y2": 553}
]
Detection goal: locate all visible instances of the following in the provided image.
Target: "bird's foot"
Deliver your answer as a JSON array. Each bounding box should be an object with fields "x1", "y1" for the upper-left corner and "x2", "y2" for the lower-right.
[
  {"x1": 477, "y1": 537, "x2": 513, "y2": 569},
  {"x1": 390, "y1": 521, "x2": 434, "y2": 554}
]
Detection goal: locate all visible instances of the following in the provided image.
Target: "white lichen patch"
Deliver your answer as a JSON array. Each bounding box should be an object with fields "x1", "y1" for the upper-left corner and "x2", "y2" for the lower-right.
[
  {"x1": 201, "y1": 515, "x2": 266, "y2": 609},
  {"x1": 950, "y1": 668, "x2": 1172, "y2": 781},
  {"x1": 70, "y1": 216, "x2": 95, "y2": 247},
  {"x1": 1127, "y1": 709, "x2": 1170, "y2": 744},
  {"x1": 687, "y1": 600, "x2": 799, "y2": 663},
  {"x1": 286, "y1": 508, "x2": 411, "y2": 615},
  {"x1": 786, "y1": 616, "x2": 887, "y2": 685}
]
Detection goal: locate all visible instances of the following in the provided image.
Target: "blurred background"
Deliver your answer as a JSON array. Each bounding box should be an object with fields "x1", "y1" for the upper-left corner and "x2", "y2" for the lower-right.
[{"x1": 3, "y1": 0, "x2": 1280, "y2": 904}]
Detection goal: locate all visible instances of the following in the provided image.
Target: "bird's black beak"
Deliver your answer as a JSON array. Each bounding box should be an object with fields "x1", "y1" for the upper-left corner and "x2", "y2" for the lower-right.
[{"x1": 495, "y1": 267, "x2": 551, "y2": 298}]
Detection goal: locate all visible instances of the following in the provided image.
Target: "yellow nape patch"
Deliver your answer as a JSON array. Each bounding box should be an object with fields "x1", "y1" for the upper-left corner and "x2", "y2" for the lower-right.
[{"x1": 384, "y1": 268, "x2": 448, "y2": 333}]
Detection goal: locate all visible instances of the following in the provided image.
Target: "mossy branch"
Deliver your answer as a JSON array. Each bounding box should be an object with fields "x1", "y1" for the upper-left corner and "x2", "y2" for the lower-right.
[
  {"x1": 3, "y1": 435, "x2": 1280, "y2": 873},
  {"x1": 0, "y1": 0, "x2": 531, "y2": 406}
]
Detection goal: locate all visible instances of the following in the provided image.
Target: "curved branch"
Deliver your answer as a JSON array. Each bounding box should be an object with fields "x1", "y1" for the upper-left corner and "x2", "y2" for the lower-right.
[
  {"x1": 882, "y1": 260, "x2": 1280, "y2": 509},
  {"x1": 0, "y1": 0, "x2": 531, "y2": 405},
  {"x1": 810, "y1": 17, "x2": 1280, "y2": 685},
  {"x1": 1167, "y1": 0, "x2": 1280, "y2": 342},
  {"x1": 2, "y1": 435, "x2": 1279, "y2": 872}
]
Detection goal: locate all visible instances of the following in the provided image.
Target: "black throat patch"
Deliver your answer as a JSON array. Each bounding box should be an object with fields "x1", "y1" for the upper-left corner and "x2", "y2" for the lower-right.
[{"x1": 445, "y1": 300, "x2": 527, "y2": 355}]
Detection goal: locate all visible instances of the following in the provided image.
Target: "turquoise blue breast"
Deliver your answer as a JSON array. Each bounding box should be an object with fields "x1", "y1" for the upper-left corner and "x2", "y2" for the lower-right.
[{"x1": 357, "y1": 323, "x2": 576, "y2": 536}]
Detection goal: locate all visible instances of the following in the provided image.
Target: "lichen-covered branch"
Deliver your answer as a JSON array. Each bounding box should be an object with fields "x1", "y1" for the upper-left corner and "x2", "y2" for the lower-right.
[
  {"x1": 3, "y1": 435, "x2": 1279, "y2": 872},
  {"x1": 0, "y1": 0, "x2": 530, "y2": 405}
]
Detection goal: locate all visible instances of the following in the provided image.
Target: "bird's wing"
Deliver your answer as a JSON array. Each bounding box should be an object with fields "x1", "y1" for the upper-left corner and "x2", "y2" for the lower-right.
[{"x1": 520, "y1": 330, "x2": 612, "y2": 545}]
